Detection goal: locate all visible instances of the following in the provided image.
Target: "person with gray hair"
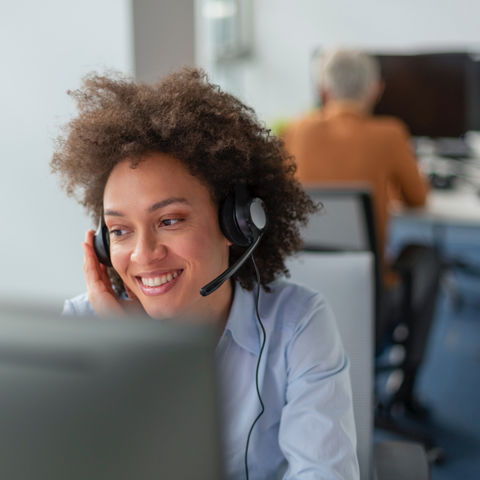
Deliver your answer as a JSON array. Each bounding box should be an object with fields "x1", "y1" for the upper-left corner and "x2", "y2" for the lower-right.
[
  {"x1": 317, "y1": 49, "x2": 382, "y2": 107},
  {"x1": 285, "y1": 47, "x2": 427, "y2": 258},
  {"x1": 285, "y1": 47, "x2": 438, "y2": 421}
]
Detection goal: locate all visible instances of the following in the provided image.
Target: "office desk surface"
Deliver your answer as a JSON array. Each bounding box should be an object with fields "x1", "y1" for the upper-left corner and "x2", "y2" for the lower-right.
[{"x1": 393, "y1": 186, "x2": 480, "y2": 228}]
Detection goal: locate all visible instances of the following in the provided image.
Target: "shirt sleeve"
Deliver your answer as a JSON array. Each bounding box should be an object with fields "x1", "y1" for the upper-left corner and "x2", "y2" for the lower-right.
[
  {"x1": 62, "y1": 299, "x2": 76, "y2": 315},
  {"x1": 62, "y1": 292, "x2": 96, "y2": 316},
  {"x1": 278, "y1": 295, "x2": 359, "y2": 479}
]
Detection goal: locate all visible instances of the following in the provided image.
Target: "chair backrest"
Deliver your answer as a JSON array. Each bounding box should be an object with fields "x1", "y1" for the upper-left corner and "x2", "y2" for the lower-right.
[
  {"x1": 302, "y1": 184, "x2": 379, "y2": 255},
  {"x1": 302, "y1": 184, "x2": 382, "y2": 326},
  {"x1": 286, "y1": 251, "x2": 374, "y2": 480}
]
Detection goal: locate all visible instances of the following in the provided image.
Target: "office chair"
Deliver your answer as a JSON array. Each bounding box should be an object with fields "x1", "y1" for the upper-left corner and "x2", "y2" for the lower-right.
[
  {"x1": 287, "y1": 251, "x2": 430, "y2": 479},
  {"x1": 300, "y1": 184, "x2": 444, "y2": 463}
]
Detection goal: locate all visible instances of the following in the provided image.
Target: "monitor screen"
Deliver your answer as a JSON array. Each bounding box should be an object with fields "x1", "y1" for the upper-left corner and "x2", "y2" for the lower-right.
[
  {"x1": 374, "y1": 52, "x2": 478, "y2": 138},
  {"x1": 0, "y1": 304, "x2": 223, "y2": 480}
]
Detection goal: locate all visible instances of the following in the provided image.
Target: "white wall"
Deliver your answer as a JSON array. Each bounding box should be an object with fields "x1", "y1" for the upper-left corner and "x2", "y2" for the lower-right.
[
  {"x1": 201, "y1": 0, "x2": 480, "y2": 125},
  {"x1": 0, "y1": 0, "x2": 133, "y2": 308},
  {"x1": 133, "y1": 0, "x2": 195, "y2": 82}
]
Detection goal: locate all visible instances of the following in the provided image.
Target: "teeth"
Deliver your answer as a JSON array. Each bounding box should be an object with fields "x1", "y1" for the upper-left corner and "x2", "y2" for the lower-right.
[{"x1": 141, "y1": 271, "x2": 179, "y2": 287}]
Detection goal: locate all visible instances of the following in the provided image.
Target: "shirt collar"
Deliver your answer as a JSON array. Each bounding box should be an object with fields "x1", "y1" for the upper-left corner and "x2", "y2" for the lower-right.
[
  {"x1": 222, "y1": 282, "x2": 262, "y2": 356},
  {"x1": 322, "y1": 100, "x2": 369, "y2": 120}
]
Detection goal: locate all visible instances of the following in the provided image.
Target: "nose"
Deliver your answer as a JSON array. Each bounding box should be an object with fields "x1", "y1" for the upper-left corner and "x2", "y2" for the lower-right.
[{"x1": 130, "y1": 230, "x2": 167, "y2": 265}]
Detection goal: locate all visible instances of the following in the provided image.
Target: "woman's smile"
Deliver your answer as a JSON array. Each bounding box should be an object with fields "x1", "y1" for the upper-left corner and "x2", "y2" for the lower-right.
[{"x1": 135, "y1": 269, "x2": 183, "y2": 295}]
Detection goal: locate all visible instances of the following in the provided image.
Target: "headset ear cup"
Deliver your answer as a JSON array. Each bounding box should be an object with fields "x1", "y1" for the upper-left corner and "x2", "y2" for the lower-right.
[
  {"x1": 220, "y1": 191, "x2": 251, "y2": 246},
  {"x1": 93, "y1": 218, "x2": 112, "y2": 267},
  {"x1": 202, "y1": 186, "x2": 267, "y2": 296},
  {"x1": 248, "y1": 197, "x2": 267, "y2": 235}
]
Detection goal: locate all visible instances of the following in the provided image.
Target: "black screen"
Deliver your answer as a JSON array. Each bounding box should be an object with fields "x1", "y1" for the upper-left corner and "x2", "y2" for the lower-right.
[{"x1": 374, "y1": 52, "x2": 478, "y2": 138}]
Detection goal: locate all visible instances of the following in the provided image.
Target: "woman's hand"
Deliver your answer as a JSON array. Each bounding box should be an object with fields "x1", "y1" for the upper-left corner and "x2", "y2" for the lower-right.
[{"x1": 83, "y1": 230, "x2": 144, "y2": 317}]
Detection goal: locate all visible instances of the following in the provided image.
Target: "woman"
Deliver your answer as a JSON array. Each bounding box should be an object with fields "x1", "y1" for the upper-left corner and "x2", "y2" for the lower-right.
[{"x1": 51, "y1": 69, "x2": 359, "y2": 479}]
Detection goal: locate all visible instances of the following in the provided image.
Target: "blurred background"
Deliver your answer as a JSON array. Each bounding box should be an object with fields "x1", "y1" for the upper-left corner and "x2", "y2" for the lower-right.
[
  {"x1": 1, "y1": 0, "x2": 479, "y2": 305},
  {"x1": 0, "y1": 2, "x2": 479, "y2": 477}
]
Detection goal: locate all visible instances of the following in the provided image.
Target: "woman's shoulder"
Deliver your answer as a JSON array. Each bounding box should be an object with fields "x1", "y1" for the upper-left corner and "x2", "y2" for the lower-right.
[
  {"x1": 262, "y1": 278, "x2": 332, "y2": 330},
  {"x1": 261, "y1": 279, "x2": 343, "y2": 365},
  {"x1": 62, "y1": 292, "x2": 95, "y2": 316}
]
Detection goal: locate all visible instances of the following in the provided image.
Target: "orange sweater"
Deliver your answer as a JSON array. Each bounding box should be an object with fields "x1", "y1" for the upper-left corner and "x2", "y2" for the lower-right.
[{"x1": 284, "y1": 102, "x2": 429, "y2": 280}]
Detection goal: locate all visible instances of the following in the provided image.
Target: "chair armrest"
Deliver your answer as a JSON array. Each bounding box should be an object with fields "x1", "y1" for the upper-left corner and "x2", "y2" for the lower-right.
[
  {"x1": 391, "y1": 244, "x2": 436, "y2": 275},
  {"x1": 391, "y1": 244, "x2": 442, "y2": 309},
  {"x1": 374, "y1": 440, "x2": 430, "y2": 480}
]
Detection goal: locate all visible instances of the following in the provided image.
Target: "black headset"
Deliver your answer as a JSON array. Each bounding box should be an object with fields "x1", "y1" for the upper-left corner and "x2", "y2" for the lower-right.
[{"x1": 93, "y1": 184, "x2": 267, "y2": 296}]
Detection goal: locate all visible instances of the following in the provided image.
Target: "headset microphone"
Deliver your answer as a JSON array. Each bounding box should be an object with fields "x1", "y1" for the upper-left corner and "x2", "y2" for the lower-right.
[
  {"x1": 200, "y1": 185, "x2": 267, "y2": 297},
  {"x1": 200, "y1": 231, "x2": 263, "y2": 296}
]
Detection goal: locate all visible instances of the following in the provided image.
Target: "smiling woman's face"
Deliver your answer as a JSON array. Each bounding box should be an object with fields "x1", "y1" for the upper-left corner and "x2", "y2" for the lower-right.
[{"x1": 103, "y1": 153, "x2": 233, "y2": 323}]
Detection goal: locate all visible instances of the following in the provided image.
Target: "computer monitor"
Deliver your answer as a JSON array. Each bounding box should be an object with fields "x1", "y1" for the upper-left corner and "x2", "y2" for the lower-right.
[
  {"x1": 374, "y1": 52, "x2": 480, "y2": 138},
  {"x1": 0, "y1": 304, "x2": 223, "y2": 480}
]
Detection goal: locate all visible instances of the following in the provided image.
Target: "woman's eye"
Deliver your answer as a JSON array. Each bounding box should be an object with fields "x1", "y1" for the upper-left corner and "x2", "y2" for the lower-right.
[
  {"x1": 162, "y1": 218, "x2": 182, "y2": 226},
  {"x1": 109, "y1": 229, "x2": 128, "y2": 237}
]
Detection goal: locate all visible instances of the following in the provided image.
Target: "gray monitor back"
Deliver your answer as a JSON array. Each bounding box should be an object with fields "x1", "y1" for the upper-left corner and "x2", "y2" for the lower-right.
[{"x1": 0, "y1": 305, "x2": 222, "y2": 480}]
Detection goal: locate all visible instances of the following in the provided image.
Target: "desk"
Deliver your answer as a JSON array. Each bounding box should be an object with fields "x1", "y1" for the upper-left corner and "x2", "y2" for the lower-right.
[
  {"x1": 393, "y1": 186, "x2": 480, "y2": 228},
  {"x1": 402, "y1": 153, "x2": 480, "y2": 227}
]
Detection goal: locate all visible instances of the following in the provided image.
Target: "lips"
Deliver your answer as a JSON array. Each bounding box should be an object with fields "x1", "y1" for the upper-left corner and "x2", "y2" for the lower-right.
[{"x1": 135, "y1": 269, "x2": 183, "y2": 296}]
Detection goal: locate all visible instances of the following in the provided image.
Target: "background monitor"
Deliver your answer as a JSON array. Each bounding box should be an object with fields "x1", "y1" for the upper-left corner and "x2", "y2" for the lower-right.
[
  {"x1": 374, "y1": 52, "x2": 480, "y2": 138},
  {"x1": 0, "y1": 304, "x2": 222, "y2": 480}
]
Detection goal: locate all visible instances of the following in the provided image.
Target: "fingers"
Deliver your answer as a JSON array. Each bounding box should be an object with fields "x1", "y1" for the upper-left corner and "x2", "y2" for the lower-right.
[
  {"x1": 84, "y1": 229, "x2": 115, "y2": 294},
  {"x1": 83, "y1": 230, "x2": 102, "y2": 285},
  {"x1": 85, "y1": 229, "x2": 96, "y2": 247},
  {"x1": 83, "y1": 239, "x2": 103, "y2": 288},
  {"x1": 83, "y1": 230, "x2": 124, "y2": 317}
]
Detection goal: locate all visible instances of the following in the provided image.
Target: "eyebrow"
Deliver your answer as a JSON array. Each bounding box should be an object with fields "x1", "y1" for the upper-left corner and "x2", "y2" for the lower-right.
[{"x1": 104, "y1": 197, "x2": 189, "y2": 217}]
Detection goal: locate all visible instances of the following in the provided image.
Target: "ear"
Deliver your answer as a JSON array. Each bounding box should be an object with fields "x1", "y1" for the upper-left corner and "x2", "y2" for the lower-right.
[
  {"x1": 364, "y1": 81, "x2": 385, "y2": 113},
  {"x1": 320, "y1": 88, "x2": 330, "y2": 106},
  {"x1": 374, "y1": 80, "x2": 385, "y2": 104}
]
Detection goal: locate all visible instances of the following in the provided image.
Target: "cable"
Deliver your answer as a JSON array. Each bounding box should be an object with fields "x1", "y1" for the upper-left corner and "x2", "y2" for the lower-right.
[{"x1": 244, "y1": 255, "x2": 266, "y2": 480}]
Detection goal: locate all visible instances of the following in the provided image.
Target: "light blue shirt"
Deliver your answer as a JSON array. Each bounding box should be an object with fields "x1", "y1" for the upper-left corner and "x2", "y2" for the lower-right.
[
  {"x1": 216, "y1": 279, "x2": 358, "y2": 480},
  {"x1": 64, "y1": 279, "x2": 359, "y2": 479}
]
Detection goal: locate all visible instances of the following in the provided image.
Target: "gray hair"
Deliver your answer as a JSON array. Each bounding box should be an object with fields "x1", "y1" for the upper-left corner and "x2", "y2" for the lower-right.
[{"x1": 315, "y1": 49, "x2": 380, "y2": 102}]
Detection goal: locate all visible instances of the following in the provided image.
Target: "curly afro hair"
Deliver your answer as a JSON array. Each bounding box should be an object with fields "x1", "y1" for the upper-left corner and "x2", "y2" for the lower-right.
[{"x1": 51, "y1": 68, "x2": 316, "y2": 291}]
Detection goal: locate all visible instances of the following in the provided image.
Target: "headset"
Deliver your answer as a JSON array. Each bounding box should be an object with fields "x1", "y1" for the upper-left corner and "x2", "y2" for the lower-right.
[{"x1": 93, "y1": 184, "x2": 267, "y2": 296}]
